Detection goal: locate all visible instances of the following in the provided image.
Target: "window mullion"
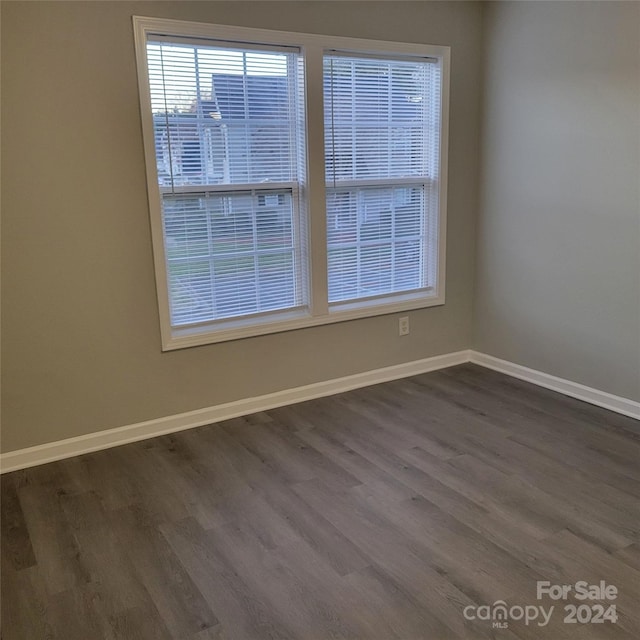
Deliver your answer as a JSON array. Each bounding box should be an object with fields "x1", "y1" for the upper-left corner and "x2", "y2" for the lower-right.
[{"x1": 303, "y1": 44, "x2": 329, "y2": 317}]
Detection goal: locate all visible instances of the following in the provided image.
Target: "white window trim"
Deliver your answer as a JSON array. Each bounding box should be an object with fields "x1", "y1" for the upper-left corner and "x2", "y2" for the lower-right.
[{"x1": 133, "y1": 16, "x2": 450, "y2": 351}]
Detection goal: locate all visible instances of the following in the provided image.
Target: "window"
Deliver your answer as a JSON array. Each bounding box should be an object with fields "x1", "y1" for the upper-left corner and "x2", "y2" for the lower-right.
[
  {"x1": 145, "y1": 36, "x2": 307, "y2": 328},
  {"x1": 324, "y1": 53, "x2": 441, "y2": 307},
  {"x1": 134, "y1": 17, "x2": 449, "y2": 349}
]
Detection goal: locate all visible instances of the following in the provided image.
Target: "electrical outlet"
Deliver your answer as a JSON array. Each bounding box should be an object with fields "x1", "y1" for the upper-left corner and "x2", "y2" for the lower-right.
[{"x1": 399, "y1": 316, "x2": 410, "y2": 336}]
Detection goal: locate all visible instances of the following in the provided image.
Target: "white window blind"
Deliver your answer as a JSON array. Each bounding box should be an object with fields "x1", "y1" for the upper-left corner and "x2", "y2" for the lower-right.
[
  {"x1": 323, "y1": 53, "x2": 441, "y2": 304},
  {"x1": 146, "y1": 38, "x2": 307, "y2": 327}
]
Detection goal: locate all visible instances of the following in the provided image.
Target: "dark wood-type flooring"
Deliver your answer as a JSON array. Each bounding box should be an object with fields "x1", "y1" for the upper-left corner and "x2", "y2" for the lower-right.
[{"x1": 2, "y1": 364, "x2": 640, "y2": 639}]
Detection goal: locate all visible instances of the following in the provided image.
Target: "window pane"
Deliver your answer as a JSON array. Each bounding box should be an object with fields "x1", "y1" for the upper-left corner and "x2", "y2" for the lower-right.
[
  {"x1": 324, "y1": 52, "x2": 440, "y2": 305},
  {"x1": 326, "y1": 186, "x2": 427, "y2": 303},
  {"x1": 163, "y1": 191, "x2": 302, "y2": 325},
  {"x1": 148, "y1": 41, "x2": 298, "y2": 187},
  {"x1": 324, "y1": 55, "x2": 439, "y2": 182},
  {"x1": 147, "y1": 35, "x2": 307, "y2": 330}
]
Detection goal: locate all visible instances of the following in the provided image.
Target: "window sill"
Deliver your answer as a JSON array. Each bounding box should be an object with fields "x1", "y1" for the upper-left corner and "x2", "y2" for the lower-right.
[{"x1": 162, "y1": 289, "x2": 444, "y2": 350}]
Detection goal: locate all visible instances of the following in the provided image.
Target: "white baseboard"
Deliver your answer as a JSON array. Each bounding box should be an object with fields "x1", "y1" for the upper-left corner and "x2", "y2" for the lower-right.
[
  {"x1": 0, "y1": 350, "x2": 471, "y2": 473},
  {"x1": 4, "y1": 348, "x2": 637, "y2": 474},
  {"x1": 469, "y1": 351, "x2": 640, "y2": 421}
]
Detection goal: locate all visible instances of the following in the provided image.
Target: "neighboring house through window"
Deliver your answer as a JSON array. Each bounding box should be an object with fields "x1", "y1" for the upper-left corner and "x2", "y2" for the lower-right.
[{"x1": 133, "y1": 17, "x2": 450, "y2": 349}]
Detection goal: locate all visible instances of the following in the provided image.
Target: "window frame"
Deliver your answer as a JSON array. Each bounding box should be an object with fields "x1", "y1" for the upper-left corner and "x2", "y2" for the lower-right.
[{"x1": 133, "y1": 16, "x2": 450, "y2": 350}]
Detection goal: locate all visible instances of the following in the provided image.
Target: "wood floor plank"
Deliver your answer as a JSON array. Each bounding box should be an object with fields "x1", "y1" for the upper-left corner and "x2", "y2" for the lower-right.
[
  {"x1": 221, "y1": 415, "x2": 362, "y2": 490},
  {"x1": 192, "y1": 624, "x2": 229, "y2": 639},
  {"x1": 114, "y1": 502, "x2": 220, "y2": 637},
  {"x1": 161, "y1": 516, "x2": 297, "y2": 640},
  {"x1": 48, "y1": 584, "x2": 115, "y2": 640},
  {"x1": 614, "y1": 542, "x2": 640, "y2": 573},
  {"x1": 207, "y1": 514, "x2": 381, "y2": 639},
  {"x1": 17, "y1": 483, "x2": 90, "y2": 595},
  {"x1": 446, "y1": 364, "x2": 640, "y2": 438},
  {"x1": 190, "y1": 425, "x2": 373, "y2": 576},
  {"x1": 541, "y1": 529, "x2": 640, "y2": 635},
  {"x1": 291, "y1": 477, "x2": 527, "y2": 640},
  {"x1": 1, "y1": 565, "x2": 58, "y2": 640},
  {"x1": 296, "y1": 426, "x2": 416, "y2": 501},
  {"x1": 0, "y1": 475, "x2": 37, "y2": 571},
  {"x1": 252, "y1": 477, "x2": 372, "y2": 576},
  {"x1": 411, "y1": 371, "x2": 640, "y2": 488},
  {"x1": 435, "y1": 432, "x2": 636, "y2": 552}
]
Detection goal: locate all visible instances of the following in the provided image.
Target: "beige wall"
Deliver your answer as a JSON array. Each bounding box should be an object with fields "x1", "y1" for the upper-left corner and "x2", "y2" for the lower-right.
[
  {"x1": 1, "y1": 1, "x2": 483, "y2": 452},
  {"x1": 474, "y1": 2, "x2": 640, "y2": 401}
]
